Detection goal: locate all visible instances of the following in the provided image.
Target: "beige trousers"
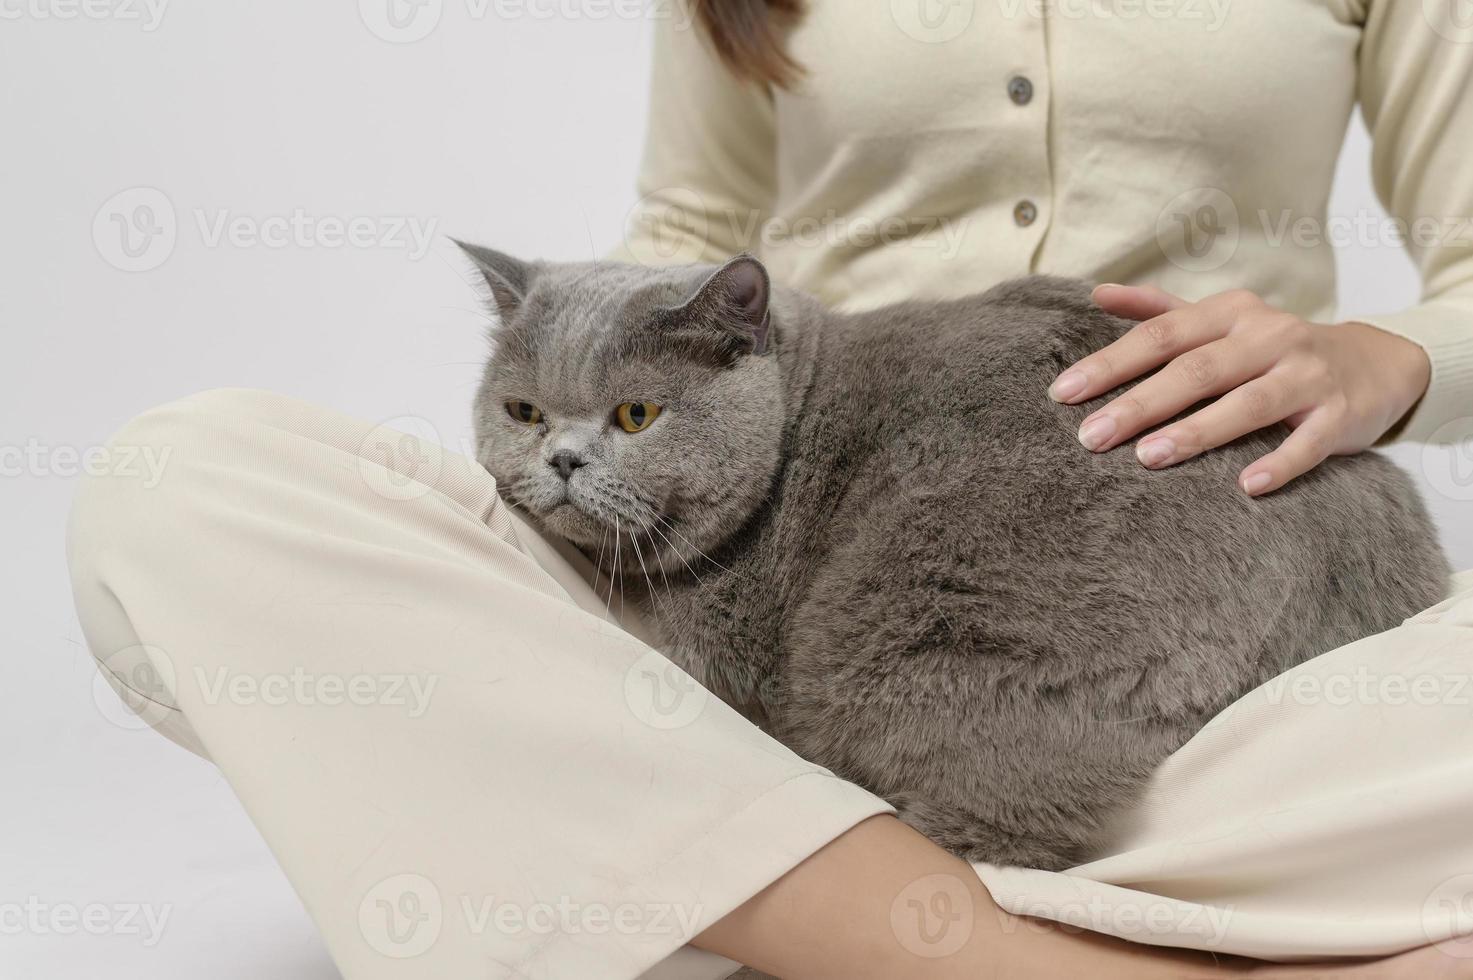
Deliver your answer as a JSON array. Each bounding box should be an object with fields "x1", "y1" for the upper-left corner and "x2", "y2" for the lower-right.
[{"x1": 68, "y1": 389, "x2": 1473, "y2": 978}]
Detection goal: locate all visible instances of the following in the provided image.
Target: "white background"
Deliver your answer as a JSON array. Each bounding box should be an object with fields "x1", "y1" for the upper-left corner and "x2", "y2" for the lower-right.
[{"x1": 3, "y1": 3, "x2": 1470, "y2": 977}]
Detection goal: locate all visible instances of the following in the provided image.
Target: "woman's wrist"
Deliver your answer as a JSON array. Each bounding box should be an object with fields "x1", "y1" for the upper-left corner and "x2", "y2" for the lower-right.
[{"x1": 1338, "y1": 321, "x2": 1431, "y2": 440}]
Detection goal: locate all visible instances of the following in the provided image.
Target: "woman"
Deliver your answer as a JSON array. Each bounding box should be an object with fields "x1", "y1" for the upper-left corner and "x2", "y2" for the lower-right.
[
  {"x1": 622, "y1": 2, "x2": 1471, "y2": 491},
  {"x1": 69, "y1": 1, "x2": 1473, "y2": 978}
]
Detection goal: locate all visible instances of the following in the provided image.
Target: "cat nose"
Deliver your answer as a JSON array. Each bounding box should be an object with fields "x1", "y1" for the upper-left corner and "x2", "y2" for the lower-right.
[{"x1": 549, "y1": 450, "x2": 585, "y2": 481}]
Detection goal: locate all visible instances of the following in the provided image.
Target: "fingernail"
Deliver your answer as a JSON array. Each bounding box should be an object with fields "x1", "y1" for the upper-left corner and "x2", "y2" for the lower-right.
[
  {"x1": 1050, "y1": 370, "x2": 1087, "y2": 402},
  {"x1": 1136, "y1": 438, "x2": 1175, "y2": 468},
  {"x1": 1241, "y1": 472, "x2": 1272, "y2": 495},
  {"x1": 1078, "y1": 415, "x2": 1116, "y2": 451}
]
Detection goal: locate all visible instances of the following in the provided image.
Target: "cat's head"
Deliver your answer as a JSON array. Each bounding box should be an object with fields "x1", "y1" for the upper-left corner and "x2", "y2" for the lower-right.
[{"x1": 463, "y1": 242, "x2": 788, "y2": 573}]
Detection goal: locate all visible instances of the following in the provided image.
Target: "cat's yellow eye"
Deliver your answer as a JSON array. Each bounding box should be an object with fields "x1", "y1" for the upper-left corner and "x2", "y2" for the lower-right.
[
  {"x1": 506, "y1": 401, "x2": 542, "y2": 425},
  {"x1": 615, "y1": 402, "x2": 662, "y2": 433}
]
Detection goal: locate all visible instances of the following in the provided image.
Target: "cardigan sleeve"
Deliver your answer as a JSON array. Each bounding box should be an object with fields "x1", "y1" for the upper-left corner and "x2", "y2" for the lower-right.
[
  {"x1": 613, "y1": 3, "x2": 778, "y2": 267},
  {"x1": 1353, "y1": 0, "x2": 1473, "y2": 444}
]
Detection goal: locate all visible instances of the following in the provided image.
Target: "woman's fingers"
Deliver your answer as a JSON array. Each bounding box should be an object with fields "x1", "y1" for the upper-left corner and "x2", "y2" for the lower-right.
[
  {"x1": 1090, "y1": 283, "x2": 1187, "y2": 322},
  {"x1": 1049, "y1": 286, "x2": 1403, "y2": 494},
  {"x1": 1238, "y1": 413, "x2": 1341, "y2": 496},
  {"x1": 1050, "y1": 295, "x2": 1230, "y2": 405},
  {"x1": 1133, "y1": 376, "x2": 1296, "y2": 468},
  {"x1": 1075, "y1": 335, "x2": 1275, "y2": 452}
]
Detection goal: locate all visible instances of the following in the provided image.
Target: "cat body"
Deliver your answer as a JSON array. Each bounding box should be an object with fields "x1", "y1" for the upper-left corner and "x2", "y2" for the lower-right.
[{"x1": 466, "y1": 246, "x2": 1449, "y2": 870}]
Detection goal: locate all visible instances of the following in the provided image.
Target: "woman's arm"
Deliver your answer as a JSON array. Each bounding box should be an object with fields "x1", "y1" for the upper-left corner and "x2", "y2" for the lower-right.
[
  {"x1": 614, "y1": 2, "x2": 778, "y2": 266},
  {"x1": 1046, "y1": 3, "x2": 1473, "y2": 493},
  {"x1": 696, "y1": 815, "x2": 1471, "y2": 980},
  {"x1": 1350, "y1": 0, "x2": 1473, "y2": 445}
]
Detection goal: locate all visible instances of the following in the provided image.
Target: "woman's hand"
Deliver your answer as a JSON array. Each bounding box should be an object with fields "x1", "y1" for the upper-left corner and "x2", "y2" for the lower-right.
[{"x1": 1047, "y1": 284, "x2": 1432, "y2": 496}]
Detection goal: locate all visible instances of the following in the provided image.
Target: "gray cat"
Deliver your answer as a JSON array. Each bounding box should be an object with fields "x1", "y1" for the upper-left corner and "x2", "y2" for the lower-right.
[{"x1": 464, "y1": 243, "x2": 1449, "y2": 871}]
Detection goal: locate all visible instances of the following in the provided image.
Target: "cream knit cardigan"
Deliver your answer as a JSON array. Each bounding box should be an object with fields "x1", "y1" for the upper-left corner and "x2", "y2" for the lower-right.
[{"x1": 620, "y1": 0, "x2": 1473, "y2": 445}]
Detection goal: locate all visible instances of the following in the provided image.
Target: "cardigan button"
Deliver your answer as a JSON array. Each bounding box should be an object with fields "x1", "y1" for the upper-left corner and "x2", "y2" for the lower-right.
[
  {"x1": 1014, "y1": 200, "x2": 1039, "y2": 227},
  {"x1": 1008, "y1": 75, "x2": 1034, "y2": 106}
]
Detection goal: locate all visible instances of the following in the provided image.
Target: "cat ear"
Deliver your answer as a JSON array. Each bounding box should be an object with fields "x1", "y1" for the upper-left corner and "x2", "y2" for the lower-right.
[
  {"x1": 685, "y1": 254, "x2": 772, "y2": 355},
  {"x1": 453, "y1": 239, "x2": 536, "y2": 321}
]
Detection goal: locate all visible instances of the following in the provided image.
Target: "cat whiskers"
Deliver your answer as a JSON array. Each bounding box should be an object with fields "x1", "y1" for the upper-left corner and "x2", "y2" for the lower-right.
[
  {"x1": 594, "y1": 479, "x2": 703, "y2": 598},
  {"x1": 498, "y1": 478, "x2": 530, "y2": 513},
  {"x1": 609, "y1": 516, "x2": 624, "y2": 620},
  {"x1": 654, "y1": 513, "x2": 731, "y2": 574},
  {"x1": 648, "y1": 525, "x2": 673, "y2": 605},
  {"x1": 627, "y1": 526, "x2": 670, "y2": 621},
  {"x1": 590, "y1": 522, "x2": 609, "y2": 595},
  {"x1": 645, "y1": 519, "x2": 708, "y2": 591}
]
